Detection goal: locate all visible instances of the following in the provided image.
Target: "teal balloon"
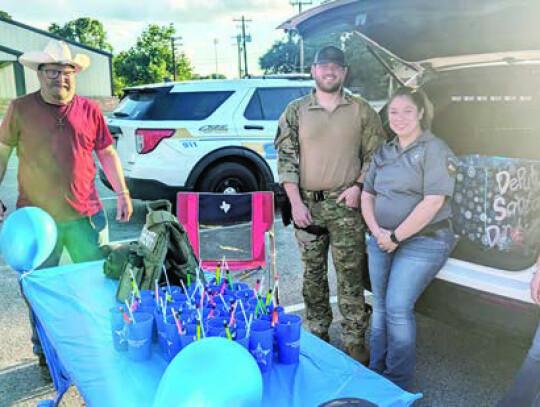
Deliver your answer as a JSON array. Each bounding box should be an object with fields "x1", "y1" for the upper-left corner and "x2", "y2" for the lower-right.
[
  {"x1": 153, "y1": 337, "x2": 263, "y2": 407},
  {"x1": 0, "y1": 207, "x2": 57, "y2": 272}
]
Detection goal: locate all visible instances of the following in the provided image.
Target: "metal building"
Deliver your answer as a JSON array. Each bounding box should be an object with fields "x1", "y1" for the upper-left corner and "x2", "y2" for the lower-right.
[{"x1": 0, "y1": 16, "x2": 113, "y2": 99}]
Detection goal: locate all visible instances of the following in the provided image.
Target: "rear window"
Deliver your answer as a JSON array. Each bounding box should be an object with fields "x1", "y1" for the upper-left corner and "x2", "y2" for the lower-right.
[
  {"x1": 146, "y1": 91, "x2": 234, "y2": 121},
  {"x1": 113, "y1": 89, "x2": 233, "y2": 121},
  {"x1": 113, "y1": 90, "x2": 160, "y2": 120},
  {"x1": 244, "y1": 87, "x2": 312, "y2": 120}
]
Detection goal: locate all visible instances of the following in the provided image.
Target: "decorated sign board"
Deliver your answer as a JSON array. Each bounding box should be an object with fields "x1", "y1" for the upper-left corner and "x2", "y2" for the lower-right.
[{"x1": 452, "y1": 155, "x2": 540, "y2": 254}]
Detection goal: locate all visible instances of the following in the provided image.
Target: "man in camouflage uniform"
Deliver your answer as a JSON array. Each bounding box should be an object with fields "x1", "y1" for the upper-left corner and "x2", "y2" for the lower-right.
[{"x1": 275, "y1": 45, "x2": 385, "y2": 363}]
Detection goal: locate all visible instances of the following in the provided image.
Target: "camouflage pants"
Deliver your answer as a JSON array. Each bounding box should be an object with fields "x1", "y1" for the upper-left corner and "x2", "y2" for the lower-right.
[{"x1": 295, "y1": 190, "x2": 368, "y2": 347}]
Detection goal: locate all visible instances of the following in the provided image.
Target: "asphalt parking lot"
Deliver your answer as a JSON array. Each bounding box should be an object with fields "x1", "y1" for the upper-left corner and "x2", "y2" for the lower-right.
[{"x1": 0, "y1": 154, "x2": 532, "y2": 406}]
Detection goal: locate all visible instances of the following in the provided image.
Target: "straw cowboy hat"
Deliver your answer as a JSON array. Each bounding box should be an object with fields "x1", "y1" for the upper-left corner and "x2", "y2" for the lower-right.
[{"x1": 19, "y1": 39, "x2": 90, "y2": 72}]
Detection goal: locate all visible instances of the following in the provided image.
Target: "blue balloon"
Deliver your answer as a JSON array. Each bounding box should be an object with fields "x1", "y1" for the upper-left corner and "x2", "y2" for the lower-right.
[
  {"x1": 0, "y1": 207, "x2": 57, "y2": 272},
  {"x1": 153, "y1": 337, "x2": 263, "y2": 407}
]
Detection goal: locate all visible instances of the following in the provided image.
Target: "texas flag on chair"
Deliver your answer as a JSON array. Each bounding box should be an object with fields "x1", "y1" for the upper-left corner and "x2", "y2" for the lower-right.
[{"x1": 176, "y1": 192, "x2": 274, "y2": 273}]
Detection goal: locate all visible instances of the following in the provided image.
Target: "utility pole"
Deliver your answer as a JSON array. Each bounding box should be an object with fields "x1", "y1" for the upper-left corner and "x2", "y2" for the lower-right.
[
  {"x1": 233, "y1": 16, "x2": 252, "y2": 77},
  {"x1": 170, "y1": 36, "x2": 183, "y2": 81},
  {"x1": 213, "y1": 38, "x2": 219, "y2": 77},
  {"x1": 290, "y1": 0, "x2": 312, "y2": 73}
]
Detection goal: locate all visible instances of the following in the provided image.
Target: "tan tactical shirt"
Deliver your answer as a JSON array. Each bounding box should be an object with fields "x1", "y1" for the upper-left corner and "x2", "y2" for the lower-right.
[{"x1": 275, "y1": 89, "x2": 385, "y2": 191}]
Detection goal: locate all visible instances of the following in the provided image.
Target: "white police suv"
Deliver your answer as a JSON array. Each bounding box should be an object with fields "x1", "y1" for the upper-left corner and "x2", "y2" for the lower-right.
[{"x1": 103, "y1": 77, "x2": 314, "y2": 201}]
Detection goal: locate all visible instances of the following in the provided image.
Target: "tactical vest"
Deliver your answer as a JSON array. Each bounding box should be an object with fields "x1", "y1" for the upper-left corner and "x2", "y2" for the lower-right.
[{"x1": 104, "y1": 200, "x2": 201, "y2": 302}]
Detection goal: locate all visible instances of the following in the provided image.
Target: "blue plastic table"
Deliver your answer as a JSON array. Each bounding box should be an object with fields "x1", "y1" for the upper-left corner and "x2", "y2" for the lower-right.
[{"x1": 21, "y1": 261, "x2": 422, "y2": 407}]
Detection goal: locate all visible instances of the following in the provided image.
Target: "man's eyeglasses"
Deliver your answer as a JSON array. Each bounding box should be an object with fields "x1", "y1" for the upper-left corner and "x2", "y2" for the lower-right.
[{"x1": 40, "y1": 69, "x2": 76, "y2": 80}]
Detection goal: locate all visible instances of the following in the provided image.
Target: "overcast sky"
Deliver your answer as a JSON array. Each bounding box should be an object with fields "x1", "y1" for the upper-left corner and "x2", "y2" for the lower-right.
[{"x1": 2, "y1": 0, "x2": 320, "y2": 78}]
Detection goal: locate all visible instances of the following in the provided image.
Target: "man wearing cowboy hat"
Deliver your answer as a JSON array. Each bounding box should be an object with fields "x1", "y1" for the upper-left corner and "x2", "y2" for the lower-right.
[{"x1": 0, "y1": 39, "x2": 132, "y2": 369}]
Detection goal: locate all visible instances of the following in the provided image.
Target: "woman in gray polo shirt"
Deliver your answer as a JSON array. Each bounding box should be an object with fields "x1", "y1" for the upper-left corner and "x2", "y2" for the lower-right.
[{"x1": 361, "y1": 87, "x2": 457, "y2": 391}]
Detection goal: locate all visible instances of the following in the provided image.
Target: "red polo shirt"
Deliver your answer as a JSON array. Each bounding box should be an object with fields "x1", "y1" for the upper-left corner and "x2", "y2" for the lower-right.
[{"x1": 0, "y1": 92, "x2": 113, "y2": 221}]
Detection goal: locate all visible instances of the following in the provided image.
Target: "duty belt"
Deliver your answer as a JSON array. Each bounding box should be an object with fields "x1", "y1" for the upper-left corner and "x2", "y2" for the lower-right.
[{"x1": 302, "y1": 189, "x2": 331, "y2": 202}]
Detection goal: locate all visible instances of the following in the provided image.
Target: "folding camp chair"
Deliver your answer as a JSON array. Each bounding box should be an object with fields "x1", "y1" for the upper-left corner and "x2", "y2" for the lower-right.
[{"x1": 176, "y1": 192, "x2": 276, "y2": 284}]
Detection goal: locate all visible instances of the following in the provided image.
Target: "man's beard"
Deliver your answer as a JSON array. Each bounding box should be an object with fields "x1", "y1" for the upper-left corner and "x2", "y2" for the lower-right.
[{"x1": 314, "y1": 76, "x2": 342, "y2": 93}]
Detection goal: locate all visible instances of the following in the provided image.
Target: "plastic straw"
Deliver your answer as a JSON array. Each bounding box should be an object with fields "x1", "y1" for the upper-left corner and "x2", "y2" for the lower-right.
[
  {"x1": 238, "y1": 299, "x2": 248, "y2": 324},
  {"x1": 162, "y1": 265, "x2": 172, "y2": 295},
  {"x1": 125, "y1": 300, "x2": 136, "y2": 324},
  {"x1": 219, "y1": 294, "x2": 229, "y2": 311},
  {"x1": 265, "y1": 289, "x2": 272, "y2": 306},
  {"x1": 270, "y1": 278, "x2": 279, "y2": 306},
  {"x1": 224, "y1": 321, "x2": 232, "y2": 340},
  {"x1": 172, "y1": 309, "x2": 183, "y2": 335},
  {"x1": 196, "y1": 309, "x2": 206, "y2": 338},
  {"x1": 180, "y1": 280, "x2": 192, "y2": 306},
  {"x1": 246, "y1": 313, "x2": 253, "y2": 337},
  {"x1": 129, "y1": 269, "x2": 140, "y2": 297}
]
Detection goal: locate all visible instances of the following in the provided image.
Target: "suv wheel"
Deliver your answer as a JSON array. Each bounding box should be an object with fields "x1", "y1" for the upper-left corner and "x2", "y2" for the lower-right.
[{"x1": 199, "y1": 162, "x2": 258, "y2": 194}]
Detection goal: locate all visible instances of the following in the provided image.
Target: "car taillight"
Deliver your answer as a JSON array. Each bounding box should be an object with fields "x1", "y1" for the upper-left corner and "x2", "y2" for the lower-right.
[{"x1": 135, "y1": 129, "x2": 175, "y2": 154}]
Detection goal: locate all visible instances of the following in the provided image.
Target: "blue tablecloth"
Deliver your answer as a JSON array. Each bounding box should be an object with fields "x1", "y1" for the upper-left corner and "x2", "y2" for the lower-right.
[{"x1": 21, "y1": 261, "x2": 422, "y2": 407}]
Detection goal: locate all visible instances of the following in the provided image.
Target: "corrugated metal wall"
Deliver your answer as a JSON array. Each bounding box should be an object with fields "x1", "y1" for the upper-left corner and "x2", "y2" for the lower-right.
[
  {"x1": 0, "y1": 18, "x2": 112, "y2": 98},
  {"x1": 0, "y1": 49, "x2": 17, "y2": 98},
  {"x1": 0, "y1": 64, "x2": 16, "y2": 98}
]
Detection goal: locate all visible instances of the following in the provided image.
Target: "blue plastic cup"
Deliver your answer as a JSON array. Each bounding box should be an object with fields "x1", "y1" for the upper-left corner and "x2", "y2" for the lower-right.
[
  {"x1": 171, "y1": 292, "x2": 188, "y2": 303},
  {"x1": 134, "y1": 305, "x2": 157, "y2": 341},
  {"x1": 207, "y1": 317, "x2": 229, "y2": 336},
  {"x1": 127, "y1": 312, "x2": 154, "y2": 361},
  {"x1": 180, "y1": 323, "x2": 198, "y2": 349},
  {"x1": 260, "y1": 306, "x2": 285, "y2": 322},
  {"x1": 275, "y1": 314, "x2": 302, "y2": 364},
  {"x1": 234, "y1": 328, "x2": 249, "y2": 350},
  {"x1": 168, "y1": 286, "x2": 182, "y2": 299},
  {"x1": 234, "y1": 282, "x2": 250, "y2": 291},
  {"x1": 154, "y1": 308, "x2": 169, "y2": 353},
  {"x1": 139, "y1": 290, "x2": 155, "y2": 307},
  {"x1": 235, "y1": 289, "x2": 255, "y2": 300},
  {"x1": 249, "y1": 320, "x2": 274, "y2": 373},
  {"x1": 164, "y1": 315, "x2": 183, "y2": 361},
  {"x1": 110, "y1": 306, "x2": 127, "y2": 352}
]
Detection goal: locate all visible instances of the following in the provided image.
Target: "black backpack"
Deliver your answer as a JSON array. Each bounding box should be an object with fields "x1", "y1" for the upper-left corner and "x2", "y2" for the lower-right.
[{"x1": 104, "y1": 200, "x2": 201, "y2": 302}]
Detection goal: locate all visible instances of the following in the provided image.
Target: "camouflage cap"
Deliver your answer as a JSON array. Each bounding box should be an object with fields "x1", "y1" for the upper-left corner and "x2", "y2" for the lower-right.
[{"x1": 313, "y1": 45, "x2": 346, "y2": 67}]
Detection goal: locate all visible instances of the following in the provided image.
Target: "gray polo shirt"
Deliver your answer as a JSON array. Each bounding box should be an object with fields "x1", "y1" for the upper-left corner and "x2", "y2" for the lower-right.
[{"x1": 363, "y1": 130, "x2": 457, "y2": 230}]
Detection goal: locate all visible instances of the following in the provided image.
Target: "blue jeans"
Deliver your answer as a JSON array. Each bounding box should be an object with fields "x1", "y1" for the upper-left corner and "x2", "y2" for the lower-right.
[
  {"x1": 368, "y1": 228, "x2": 455, "y2": 391},
  {"x1": 498, "y1": 321, "x2": 540, "y2": 406},
  {"x1": 23, "y1": 210, "x2": 109, "y2": 355}
]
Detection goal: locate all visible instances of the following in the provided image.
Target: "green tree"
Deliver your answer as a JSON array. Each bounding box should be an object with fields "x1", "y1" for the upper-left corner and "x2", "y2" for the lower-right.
[
  {"x1": 0, "y1": 10, "x2": 12, "y2": 19},
  {"x1": 113, "y1": 24, "x2": 193, "y2": 90},
  {"x1": 259, "y1": 32, "x2": 391, "y2": 99},
  {"x1": 48, "y1": 18, "x2": 113, "y2": 52}
]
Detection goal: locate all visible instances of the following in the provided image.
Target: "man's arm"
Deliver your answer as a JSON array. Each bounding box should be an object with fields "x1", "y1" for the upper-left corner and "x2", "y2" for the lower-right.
[
  {"x1": 0, "y1": 141, "x2": 13, "y2": 221},
  {"x1": 275, "y1": 102, "x2": 311, "y2": 227},
  {"x1": 531, "y1": 251, "x2": 540, "y2": 305},
  {"x1": 95, "y1": 145, "x2": 133, "y2": 222},
  {"x1": 338, "y1": 102, "x2": 385, "y2": 208}
]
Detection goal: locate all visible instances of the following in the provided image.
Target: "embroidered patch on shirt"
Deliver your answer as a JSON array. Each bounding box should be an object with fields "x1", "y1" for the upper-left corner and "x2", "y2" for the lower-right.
[{"x1": 447, "y1": 156, "x2": 458, "y2": 176}]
